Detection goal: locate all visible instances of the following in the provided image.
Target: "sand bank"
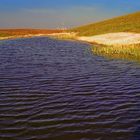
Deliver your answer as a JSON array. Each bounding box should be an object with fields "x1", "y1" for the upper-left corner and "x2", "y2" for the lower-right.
[{"x1": 78, "y1": 32, "x2": 140, "y2": 46}]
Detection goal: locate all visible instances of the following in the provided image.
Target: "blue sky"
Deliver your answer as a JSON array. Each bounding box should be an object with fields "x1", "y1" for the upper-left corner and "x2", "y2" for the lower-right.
[{"x1": 0, "y1": 0, "x2": 140, "y2": 28}]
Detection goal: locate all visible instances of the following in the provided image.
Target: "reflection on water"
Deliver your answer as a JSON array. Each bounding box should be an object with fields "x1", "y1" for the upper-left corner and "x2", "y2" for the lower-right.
[{"x1": 0, "y1": 37, "x2": 140, "y2": 140}]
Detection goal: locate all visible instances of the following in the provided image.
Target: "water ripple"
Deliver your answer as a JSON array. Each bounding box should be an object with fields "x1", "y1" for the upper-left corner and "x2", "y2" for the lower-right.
[{"x1": 0, "y1": 37, "x2": 140, "y2": 140}]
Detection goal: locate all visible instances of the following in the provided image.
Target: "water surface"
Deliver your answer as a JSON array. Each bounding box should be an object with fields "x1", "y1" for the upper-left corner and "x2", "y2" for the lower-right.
[{"x1": 0, "y1": 37, "x2": 140, "y2": 140}]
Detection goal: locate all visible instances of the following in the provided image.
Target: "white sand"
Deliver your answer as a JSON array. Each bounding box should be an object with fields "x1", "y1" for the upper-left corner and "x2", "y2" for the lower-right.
[{"x1": 78, "y1": 32, "x2": 140, "y2": 46}]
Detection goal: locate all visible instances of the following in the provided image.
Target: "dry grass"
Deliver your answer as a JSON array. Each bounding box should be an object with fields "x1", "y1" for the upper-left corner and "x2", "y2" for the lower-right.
[
  {"x1": 92, "y1": 44, "x2": 140, "y2": 62},
  {"x1": 71, "y1": 11, "x2": 140, "y2": 36},
  {"x1": 0, "y1": 33, "x2": 12, "y2": 37},
  {"x1": 0, "y1": 29, "x2": 63, "y2": 37}
]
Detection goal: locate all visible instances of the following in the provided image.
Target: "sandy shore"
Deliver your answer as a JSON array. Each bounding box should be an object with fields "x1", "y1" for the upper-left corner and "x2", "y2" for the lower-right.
[{"x1": 78, "y1": 32, "x2": 140, "y2": 46}]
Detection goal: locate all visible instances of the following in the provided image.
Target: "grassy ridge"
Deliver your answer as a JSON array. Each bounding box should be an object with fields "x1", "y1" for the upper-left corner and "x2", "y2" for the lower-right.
[{"x1": 71, "y1": 11, "x2": 140, "y2": 36}]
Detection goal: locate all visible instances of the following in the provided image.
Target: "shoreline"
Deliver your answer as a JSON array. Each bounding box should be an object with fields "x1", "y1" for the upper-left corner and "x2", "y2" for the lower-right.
[
  {"x1": 0, "y1": 32, "x2": 77, "y2": 41},
  {"x1": 77, "y1": 32, "x2": 140, "y2": 62},
  {"x1": 1, "y1": 31, "x2": 140, "y2": 62},
  {"x1": 0, "y1": 34, "x2": 51, "y2": 41},
  {"x1": 1, "y1": 31, "x2": 140, "y2": 55},
  {"x1": 1, "y1": 32, "x2": 140, "y2": 47}
]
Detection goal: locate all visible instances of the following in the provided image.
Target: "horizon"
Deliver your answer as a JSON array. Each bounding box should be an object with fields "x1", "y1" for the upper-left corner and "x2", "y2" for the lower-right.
[{"x1": 0, "y1": 0, "x2": 140, "y2": 29}]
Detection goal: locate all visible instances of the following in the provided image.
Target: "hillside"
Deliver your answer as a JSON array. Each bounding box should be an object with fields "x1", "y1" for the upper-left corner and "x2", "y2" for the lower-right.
[{"x1": 71, "y1": 11, "x2": 140, "y2": 36}]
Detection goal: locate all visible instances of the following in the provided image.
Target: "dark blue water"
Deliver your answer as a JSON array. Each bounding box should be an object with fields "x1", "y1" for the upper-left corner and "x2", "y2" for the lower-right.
[{"x1": 0, "y1": 37, "x2": 140, "y2": 140}]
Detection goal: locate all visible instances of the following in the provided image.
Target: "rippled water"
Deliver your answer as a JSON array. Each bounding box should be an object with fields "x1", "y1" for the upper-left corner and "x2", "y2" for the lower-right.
[{"x1": 0, "y1": 37, "x2": 140, "y2": 140}]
